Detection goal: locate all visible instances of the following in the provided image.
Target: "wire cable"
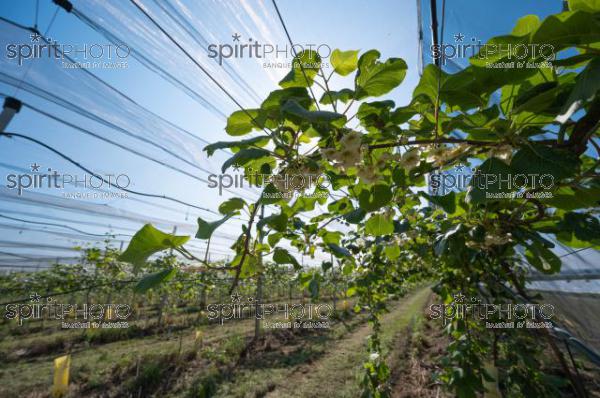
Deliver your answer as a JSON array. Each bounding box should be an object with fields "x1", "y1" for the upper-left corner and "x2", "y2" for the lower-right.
[{"x1": 0, "y1": 131, "x2": 216, "y2": 213}]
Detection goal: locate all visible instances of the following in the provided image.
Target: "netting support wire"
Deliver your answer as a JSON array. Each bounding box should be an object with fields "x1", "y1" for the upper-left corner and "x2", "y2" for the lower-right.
[
  {"x1": 0, "y1": 131, "x2": 215, "y2": 214},
  {"x1": 270, "y1": 0, "x2": 320, "y2": 110},
  {"x1": 127, "y1": 0, "x2": 275, "y2": 138},
  {"x1": 0, "y1": 97, "x2": 21, "y2": 132}
]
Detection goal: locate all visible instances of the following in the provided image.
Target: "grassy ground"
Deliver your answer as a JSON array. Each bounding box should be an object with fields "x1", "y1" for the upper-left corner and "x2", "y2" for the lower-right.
[
  {"x1": 213, "y1": 286, "x2": 432, "y2": 398},
  {"x1": 0, "y1": 289, "x2": 434, "y2": 398},
  {"x1": 0, "y1": 297, "x2": 359, "y2": 397}
]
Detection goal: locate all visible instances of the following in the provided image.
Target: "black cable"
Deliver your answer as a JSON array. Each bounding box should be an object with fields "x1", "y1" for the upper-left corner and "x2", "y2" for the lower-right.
[
  {"x1": 0, "y1": 131, "x2": 216, "y2": 213},
  {"x1": 270, "y1": 0, "x2": 320, "y2": 109}
]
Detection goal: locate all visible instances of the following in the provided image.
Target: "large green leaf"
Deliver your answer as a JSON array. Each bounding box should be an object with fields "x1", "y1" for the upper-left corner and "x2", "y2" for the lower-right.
[
  {"x1": 327, "y1": 243, "x2": 351, "y2": 258},
  {"x1": 511, "y1": 145, "x2": 579, "y2": 182},
  {"x1": 525, "y1": 241, "x2": 561, "y2": 274},
  {"x1": 330, "y1": 49, "x2": 359, "y2": 76},
  {"x1": 512, "y1": 15, "x2": 541, "y2": 36},
  {"x1": 196, "y1": 214, "x2": 233, "y2": 239},
  {"x1": 256, "y1": 213, "x2": 288, "y2": 232},
  {"x1": 225, "y1": 109, "x2": 265, "y2": 136},
  {"x1": 466, "y1": 158, "x2": 516, "y2": 204},
  {"x1": 119, "y1": 224, "x2": 190, "y2": 270},
  {"x1": 558, "y1": 58, "x2": 600, "y2": 119},
  {"x1": 218, "y1": 198, "x2": 245, "y2": 215},
  {"x1": 365, "y1": 213, "x2": 394, "y2": 236},
  {"x1": 532, "y1": 11, "x2": 600, "y2": 50},
  {"x1": 420, "y1": 191, "x2": 457, "y2": 214},
  {"x1": 569, "y1": 0, "x2": 600, "y2": 12},
  {"x1": 355, "y1": 50, "x2": 407, "y2": 99},
  {"x1": 384, "y1": 245, "x2": 401, "y2": 260},
  {"x1": 544, "y1": 184, "x2": 600, "y2": 210},
  {"x1": 358, "y1": 184, "x2": 393, "y2": 212},
  {"x1": 221, "y1": 148, "x2": 272, "y2": 173},
  {"x1": 134, "y1": 268, "x2": 176, "y2": 293},
  {"x1": 273, "y1": 247, "x2": 300, "y2": 269},
  {"x1": 557, "y1": 212, "x2": 600, "y2": 246},
  {"x1": 413, "y1": 64, "x2": 484, "y2": 110}
]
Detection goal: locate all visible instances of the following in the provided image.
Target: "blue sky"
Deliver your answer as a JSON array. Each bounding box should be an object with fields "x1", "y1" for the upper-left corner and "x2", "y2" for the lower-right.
[{"x1": 0, "y1": 0, "x2": 568, "y2": 270}]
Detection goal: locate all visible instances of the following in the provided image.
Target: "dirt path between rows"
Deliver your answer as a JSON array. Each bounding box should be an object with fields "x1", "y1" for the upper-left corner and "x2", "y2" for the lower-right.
[{"x1": 264, "y1": 286, "x2": 432, "y2": 398}]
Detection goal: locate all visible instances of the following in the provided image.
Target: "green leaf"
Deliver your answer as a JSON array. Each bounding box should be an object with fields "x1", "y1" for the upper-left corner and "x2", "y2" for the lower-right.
[
  {"x1": 204, "y1": 136, "x2": 270, "y2": 156},
  {"x1": 320, "y1": 88, "x2": 354, "y2": 105},
  {"x1": 273, "y1": 247, "x2": 300, "y2": 269},
  {"x1": 119, "y1": 224, "x2": 190, "y2": 270},
  {"x1": 256, "y1": 213, "x2": 288, "y2": 232},
  {"x1": 558, "y1": 212, "x2": 600, "y2": 246},
  {"x1": 225, "y1": 109, "x2": 264, "y2": 136},
  {"x1": 420, "y1": 191, "x2": 457, "y2": 214},
  {"x1": 559, "y1": 58, "x2": 600, "y2": 119},
  {"x1": 267, "y1": 232, "x2": 283, "y2": 247},
  {"x1": 384, "y1": 245, "x2": 401, "y2": 260},
  {"x1": 525, "y1": 241, "x2": 561, "y2": 274},
  {"x1": 466, "y1": 158, "x2": 515, "y2": 204},
  {"x1": 355, "y1": 50, "x2": 407, "y2": 99},
  {"x1": 221, "y1": 148, "x2": 271, "y2": 173},
  {"x1": 511, "y1": 15, "x2": 541, "y2": 36},
  {"x1": 196, "y1": 214, "x2": 233, "y2": 239},
  {"x1": 281, "y1": 99, "x2": 346, "y2": 127},
  {"x1": 218, "y1": 198, "x2": 245, "y2": 215},
  {"x1": 261, "y1": 87, "x2": 312, "y2": 111},
  {"x1": 358, "y1": 184, "x2": 393, "y2": 212},
  {"x1": 327, "y1": 243, "x2": 351, "y2": 258},
  {"x1": 230, "y1": 253, "x2": 258, "y2": 278},
  {"x1": 511, "y1": 145, "x2": 579, "y2": 182},
  {"x1": 569, "y1": 0, "x2": 600, "y2": 12},
  {"x1": 134, "y1": 268, "x2": 176, "y2": 293},
  {"x1": 365, "y1": 214, "x2": 394, "y2": 236},
  {"x1": 330, "y1": 49, "x2": 359, "y2": 76},
  {"x1": 343, "y1": 208, "x2": 366, "y2": 224},
  {"x1": 532, "y1": 11, "x2": 600, "y2": 50},
  {"x1": 260, "y1": 184, "x2": 286, "y2": 205},
  {"x1": 413, "y1": 64, "x2": 484, "y2": 110},
  {"x1": 544, "y1": 185, "x2": 600, "y2": 210},
  {"x1": 308, "y1": 277, "x2": 320, "y2": 299},
  {"x1": 279, "y1": 50, "x2": 321, "y2": 88}
]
